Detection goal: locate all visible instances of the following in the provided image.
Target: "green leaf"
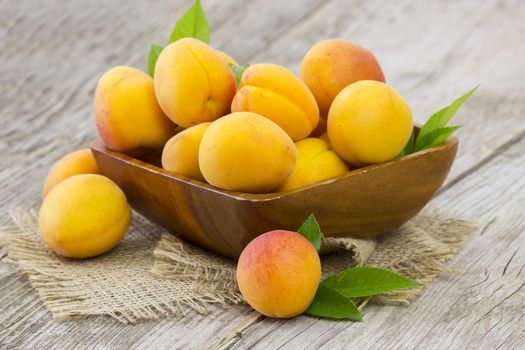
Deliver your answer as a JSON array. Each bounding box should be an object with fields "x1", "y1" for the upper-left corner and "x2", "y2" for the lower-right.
[
  {"x1": 415, "y1": 86, "x2": 478, "y2": 151},
  {"x1": 320, "y1": 266, "x2": 420, "y2": 298},
  {"x1": 414, "y1": 125, "x2": 461, "y2": 152},
  {"x1": 229, "y1": 63, "x2": 249, "y2": 87},
  {"x1": 297, "y1": 214, "x2": 321, "y2": 251},
  {"x1": 170, "y1": 0, "x2": 210, "y2": 44},
  {"x1": 399, "y1": 129, "x2": 415, "y2": 157},
  {"x1": 305, "y1": 285, "x2": 362, "y2": 321},
  {"x1": 148, "y1": 44, "x2": 164, "y2": 78}
]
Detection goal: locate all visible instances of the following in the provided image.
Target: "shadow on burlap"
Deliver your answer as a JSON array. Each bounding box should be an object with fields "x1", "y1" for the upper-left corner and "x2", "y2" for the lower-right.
[{"x1": 0, "y1": 208, "x2": 478, "y2": 323}]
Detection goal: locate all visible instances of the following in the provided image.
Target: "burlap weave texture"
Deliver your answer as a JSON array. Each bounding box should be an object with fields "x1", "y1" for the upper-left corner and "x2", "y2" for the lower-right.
[{"x1": 0, "y1": 208, "x2": 477, "y2": 323}]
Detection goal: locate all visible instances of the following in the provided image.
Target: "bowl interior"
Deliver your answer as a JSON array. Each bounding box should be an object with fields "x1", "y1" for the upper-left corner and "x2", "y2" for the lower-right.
[{"x1": 115, "y1": 126, "x2": 452, "y2": 201}]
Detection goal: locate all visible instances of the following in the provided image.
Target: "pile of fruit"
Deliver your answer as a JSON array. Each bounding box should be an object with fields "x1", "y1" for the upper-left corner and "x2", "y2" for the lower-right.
[
  {"x1": 95, "y1": 37, "x2": 412, "y2": 193},
  {"x1": 40, "y1": 34, "x2": 409, "y2": 253},
  {"x1": 38, "y1": 0, "x2": 474, "y2": 259},
  {"x1": 37, "y1": 0, "x2": 473, "y2": 320}
]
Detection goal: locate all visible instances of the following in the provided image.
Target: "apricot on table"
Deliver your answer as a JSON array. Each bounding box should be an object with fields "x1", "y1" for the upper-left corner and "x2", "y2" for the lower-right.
[
  {"x1": 94, "y1": 66, "x2": 175, "y2": 152},
  {"x1": 231, "y1": 63, "x2": 319, "y2": 141},
  {"x1": 42, "y1": 149, "x2": 100, "y2": 198},
  {"x1": 154, "y1": 38, "x2": 237, "y2": 128},
  {"x1": 279, "y1": 137, "x2": 349, "y2": 192},
  {"x1": 199, "y1": 112, "x2": 297, "y2": 193},
  {"x1": 301, "y1": 39, "x2": 385, "y2": 119},
  {"x1": 162, "y1": 123, "x2": 211, "y2": 182},
  {"x1": 236, "y1": 230, "x2": 321, "y2": 318},
  {"x1": 39, "y1": 174, "x2": 131, "y2": 259},
  {"x1": 328, "y1": 80, "x2": 413, "y2": 166}
]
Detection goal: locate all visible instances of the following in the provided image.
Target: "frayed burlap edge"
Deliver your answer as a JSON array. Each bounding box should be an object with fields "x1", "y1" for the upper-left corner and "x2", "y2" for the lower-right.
[
  {"x1": 0, "y1": 208, "x2": 478, "y2": 322},
  {"x1": 152, "y1": 234, "x2": 242, "y2": 301},
  {"x1": 0, "y1": 209, "x2": 244, "y2": 323},
  {"x1": 365, "y1": 215, "x2": 479, "y2": 304}
]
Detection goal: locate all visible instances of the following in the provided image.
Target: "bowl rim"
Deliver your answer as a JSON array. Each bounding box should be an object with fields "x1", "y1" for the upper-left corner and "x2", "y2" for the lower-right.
[{"x1": 90, "y1": 135, "x2": 458, "y2": 203}]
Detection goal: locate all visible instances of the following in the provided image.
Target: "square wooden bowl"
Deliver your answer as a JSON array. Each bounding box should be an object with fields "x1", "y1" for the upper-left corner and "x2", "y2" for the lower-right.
[{"x1": 91, "y1": 131, "x2": 457, "y2": 259}]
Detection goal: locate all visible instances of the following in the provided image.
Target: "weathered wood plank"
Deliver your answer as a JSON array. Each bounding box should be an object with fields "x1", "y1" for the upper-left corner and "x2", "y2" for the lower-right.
[
  {"x1": 1, "y1": 0, "x2": 524, "y2": 348},
  {"x1": 249, "y1": 0, "x2": 525, "y2": 185},
  {"x1": 0, "y1": 0, "x2": 330, "y2": 348},
  {"x1": 217, "y1": 0, "x2": 525, "y2": 348},
  {"x1": 0, "y1": 0, "x2": 325, "y2": 222},
  {"x1": 229, "y1": 130, "x2": 525, "y2": 350}
]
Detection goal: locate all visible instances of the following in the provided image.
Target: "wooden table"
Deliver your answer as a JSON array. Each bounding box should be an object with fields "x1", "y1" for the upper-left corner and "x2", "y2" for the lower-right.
[{"x1": 1, "y1": 0, "x2": 524, "y2": 348}]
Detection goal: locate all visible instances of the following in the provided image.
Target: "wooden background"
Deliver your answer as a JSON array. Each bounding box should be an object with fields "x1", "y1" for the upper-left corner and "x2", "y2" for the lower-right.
[{"x1": 1, "y1": 0, "x2": 524, "y2": 348}]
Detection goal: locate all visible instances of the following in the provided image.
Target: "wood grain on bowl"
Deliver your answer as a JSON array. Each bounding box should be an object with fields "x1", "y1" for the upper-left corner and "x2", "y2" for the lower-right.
[{"x1": 91, "y1": 132, "x2": 458, "y2": 259}]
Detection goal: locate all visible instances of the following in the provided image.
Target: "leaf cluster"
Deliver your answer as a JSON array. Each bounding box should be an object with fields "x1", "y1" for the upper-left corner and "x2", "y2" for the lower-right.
[
  {"x1": 297, "y1": 215, "x2": 420, "y2": 320},
  {"x1": 401, "y1": 87, "x2": 478, "y2": 156},
  {"x1": 147, "y1": 1, "x2": 248, "y2": 79}
]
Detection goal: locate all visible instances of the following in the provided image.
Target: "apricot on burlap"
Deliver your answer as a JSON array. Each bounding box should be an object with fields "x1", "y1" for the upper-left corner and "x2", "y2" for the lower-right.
[{"x1": 0, "y1": 208, "x2": 477, "y2": 323}]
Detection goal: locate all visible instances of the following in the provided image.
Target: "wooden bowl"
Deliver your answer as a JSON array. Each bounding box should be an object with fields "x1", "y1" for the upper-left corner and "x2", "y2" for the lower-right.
[{"x1": 91, "y1": 132, "x2": 458, "y2": 259}]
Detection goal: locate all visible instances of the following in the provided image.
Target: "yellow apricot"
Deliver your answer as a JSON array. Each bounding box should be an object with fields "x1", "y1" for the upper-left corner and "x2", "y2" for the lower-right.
[
  {"x1": 42, "y1": 149, "x2": 100, "y2": 198},
  {"x1": 279, "y1": 138, "x2": 349, "y2": 191},
  {"x1": 154, "y1": 38, "x2": 237, "y2": 128},
  {"x1": 162, "y1": 123, "x2": 211, "y2": 182},
  {"x1": 236, "y1": 230, "x2": 321, "y2": 318},
  {"x1": 301, "y1": 39, "x2": 385, "y2": 118},
  {"x1": 199, "y1": 112, "x2": 297, "y2": 193},
  {"x1": 231, "y1": 63, "x2": 319, "y2": 141},
  {"x1": 39, "y1": 174, "x2": 131, "y2": 259},
  {"x1": 94, "y1": 66, "x2": 175, "y2": 152},
  {"x1": 328, "y1": 80, "x2": 413, "y2": 166},
  {"x1": 215, "y1": 49, "x2": 237, "y2": 65}
]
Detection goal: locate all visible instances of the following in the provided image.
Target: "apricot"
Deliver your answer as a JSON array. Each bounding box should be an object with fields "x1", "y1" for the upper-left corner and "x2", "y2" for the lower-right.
[
  {"x1": 236, "y1": 230, "x2": 321, "y2": 318},
  {"x1": 301, "y1": 39, "x2": 385, "y2": 118},
  {"x1": 215, "y1": 49, "x2": 237, "y2": 65},
  {"x1": 199, "y1": 112, "x2": 297, "y2": 193},
  {"x1": 279, "y1": 138, "x2": 349, "y2": 191},
  {"x1": 154, "y1": 38, "x2": 236, "y2": 128},
  {"x1": 94, "y1": 66, "x2": 175, "y2": 152},
  {"x1": 328, "y1": 80, "x2": 413, "y2": 166},
  {"x1": 39, "y1": 174, "x2": 131, "y2": 259},
  {"x1": 231, "y1": 63, "x2": 319, "y2": 141},
  {"x1": 162, "y1": 123, "x2": 211, "y2": 182},
  {"x1": 42, "y1": 149, "x2": 100, "y2": 198}
]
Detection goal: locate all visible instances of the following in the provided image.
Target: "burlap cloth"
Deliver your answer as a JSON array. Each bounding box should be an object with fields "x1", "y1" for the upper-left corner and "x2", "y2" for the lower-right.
[{"x1": 0, "y1": 208, "x2": 477, "y2": 323}]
